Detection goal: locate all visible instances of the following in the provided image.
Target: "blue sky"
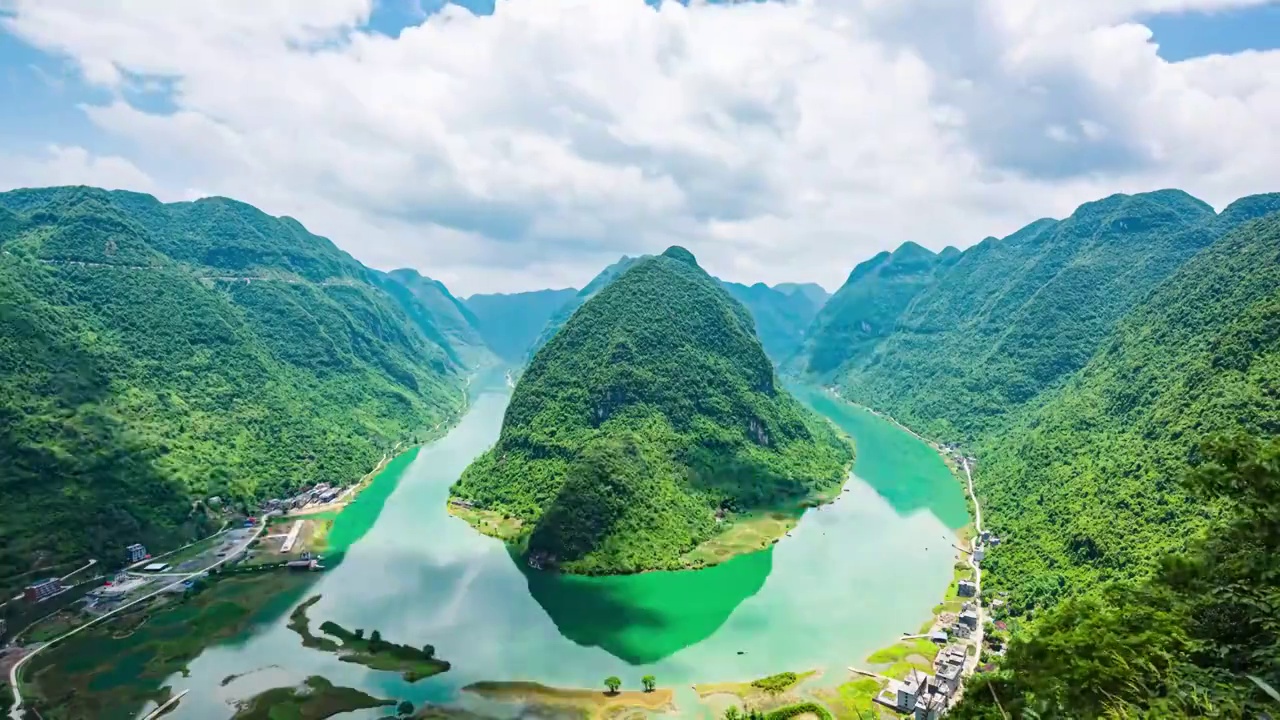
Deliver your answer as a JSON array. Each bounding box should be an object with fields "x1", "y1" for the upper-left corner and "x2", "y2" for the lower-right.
[{"x1": 1, "y1": 1, "x2": 1279, "y2": 294}]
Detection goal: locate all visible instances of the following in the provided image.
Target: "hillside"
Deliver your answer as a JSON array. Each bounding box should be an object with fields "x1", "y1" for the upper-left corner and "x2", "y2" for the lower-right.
[
  {"x1": 824, "y1": 189, "x2": 1259, "y2": 443},
  {"x1": 719, "y1": 280, "x2": 828, "y2": 362},
  {"x1": 377, "y1": 268, "x2": 491, "y2": 368},
  {"x1": 975, "y1": 205, "x2": 1280, "y2": 610},
  {"x1": 449, "y1": 246, "x2": 853, "y2": 575},
  {"x1": 526, "y1": 255, "x2": 643, "y2": 360},
  {"x1": 463, "y1": 288, "x2": 578, "y2": 362},
  {"x1": 531, "y1": 254, "x2": 827, "y2": 365},
  {"x1": 794, "y1": 241, "x2": 950, "y2": 377},
  {"x1": 956, "y1": 209, "x2": 1280, "y2": 718},
  {"x1": 0, "y1": 186, "x2": 469, "y2": 589}
]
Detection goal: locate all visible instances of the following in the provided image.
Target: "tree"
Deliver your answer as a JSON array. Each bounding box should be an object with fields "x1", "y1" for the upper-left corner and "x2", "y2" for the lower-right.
[
  {"x1": 604, "y1": 676, "x2": 622, "y2": 694},
  {"x1": 421, "y1": 643, "x2": 435, "y2": 658},
  {"x1": 641, "y1": 675, "x2": 656, "y2": 692},
  {"x1": 354, "y1": 628, "x2": 364, "y2": 639},
  {"x1": 397, "y1": 700, "x2": 414, "y2": 716},
  {"x1": 370, "y1": 629, "x2": 382, "y2": 643}
]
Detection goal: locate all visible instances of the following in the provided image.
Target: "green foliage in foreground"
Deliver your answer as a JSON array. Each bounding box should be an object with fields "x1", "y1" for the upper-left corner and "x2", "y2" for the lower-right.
[
  {"x1": 452, "y1": 247, "x2": 852, "y2": 574},
  {"x1": 954, "y1": 434, "x2": 1280, "y2": 718},
  {"x1": 0, "y1": 186, "x2": 467, "y2": 590}
]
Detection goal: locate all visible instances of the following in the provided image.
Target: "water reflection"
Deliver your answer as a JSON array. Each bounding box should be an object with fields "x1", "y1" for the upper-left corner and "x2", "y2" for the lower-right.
[{"x1": 518, "y1": 547, "x2": 773, "y2": 665}]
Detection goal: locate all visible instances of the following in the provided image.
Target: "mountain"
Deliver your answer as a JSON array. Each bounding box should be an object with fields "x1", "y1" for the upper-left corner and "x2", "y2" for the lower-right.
[
  {"x1": 719, "y1": 281, "x2": 828, "y2": 362},
  {"x1": 954, "y1": 205, "x2": 1280, "y2": 718},
  {"x1": 0, "y1": 186, "x2": 469, "y2": 589},
  {"x1": 376, "y1": 268, "x2": 491, "y2": 368},
  {"x1": 772, "y1": 282, "x2": 830, "y2": 308},
  {"x1": 820, "y1": 189, "x2": 1239, "y2": 442},
  {"x1": 974, "y1": 197, "x2": 1280, "y2": 610},
  {"x1": 463, "y1": 288, "x2": 578, "y2": 362},
  {"x1": 531, "y1": 255, "x2": 827, "y2": 365},
  {"x1": 449, "y1": 246, "x2": 853, "y2": 575},
  {"x1": 526, "y1": 255, "x2": 644, "y2": 360},
  {"x1": 794, "y1": 241, "x2": 949, "y2": 377}
]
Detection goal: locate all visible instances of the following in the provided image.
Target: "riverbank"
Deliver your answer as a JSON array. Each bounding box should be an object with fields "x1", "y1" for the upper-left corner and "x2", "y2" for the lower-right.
[{"x1": 463, "y1": 681, "x2": 676, "y2": 720}]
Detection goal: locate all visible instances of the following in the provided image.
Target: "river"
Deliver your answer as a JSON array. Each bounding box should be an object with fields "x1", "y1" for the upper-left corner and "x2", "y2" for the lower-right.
[{"x1": 69, "y1": 377, "x2": 968, "y2": 719}]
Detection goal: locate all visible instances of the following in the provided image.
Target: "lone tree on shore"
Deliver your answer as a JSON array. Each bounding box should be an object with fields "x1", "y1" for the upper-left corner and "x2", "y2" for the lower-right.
[
  {"x1": 398, "y1": 700, "x2": 415, "y2": 716},
  {"x1": 642, "y1": 675, "x2": 656, "y2": 692},
  {"x1": 604, "y1": 676, "x2": 622, "y2": 695}
]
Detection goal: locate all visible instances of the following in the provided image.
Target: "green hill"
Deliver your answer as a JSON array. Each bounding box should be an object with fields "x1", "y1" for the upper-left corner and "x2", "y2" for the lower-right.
[
  {"x1": 0, "y1": 186, "x2": 469, "y2": 589},
  {"x1": 531, "y1": 255, "x2": 827, "y2": 365},
  {"x1": 463, "y1": 288, "x2": 578, "y2": 362},
  {"x1": 377, "y1": 268, "x2": 491, "y2": 368},
  {"x1": 794, "y1": 241, "x2": 950, "y2": 377},
  {"x1": 449, "y1": 246, "x2": 853, "y2": 575},
  {"x1": 954, "y1": 208, "x2": 1280, "y2": 718},
  {"x1": 526, "y1": 255, "x2": 643, "y2": 360},
  {"x1": 816, "y1": 190, "x2": 1256, "y2": 443}
]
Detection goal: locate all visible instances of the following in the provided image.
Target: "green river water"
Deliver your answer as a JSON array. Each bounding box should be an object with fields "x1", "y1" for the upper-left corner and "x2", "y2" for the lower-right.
[{"x1": 109, "y1": 378, "x2": 967, "y2": 718}]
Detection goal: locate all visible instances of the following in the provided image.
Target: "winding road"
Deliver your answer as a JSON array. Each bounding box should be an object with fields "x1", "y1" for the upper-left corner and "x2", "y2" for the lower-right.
[
  {"x1": 961, "y1": 458, "x2": 985, "y2": 677},
  {"x1": 7, "y1": 514, "x2": 273, "y2": 719}
]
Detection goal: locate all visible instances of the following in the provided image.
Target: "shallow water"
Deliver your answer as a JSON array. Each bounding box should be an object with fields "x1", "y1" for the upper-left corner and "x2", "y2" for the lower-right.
[{"x1": 143, "y1": 379, "x2": 967, "y2": 719}]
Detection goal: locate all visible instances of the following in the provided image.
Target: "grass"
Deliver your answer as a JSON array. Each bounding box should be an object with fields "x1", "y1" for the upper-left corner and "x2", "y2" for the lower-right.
[
  {"x1": 814, "y1": 678, "x2": 883, "y2": 720},
  {"x1": 682, "y1": 511, "x2": 801, "y2": 567},
  {"x1": 866, "y1": 638, "x2": 938, "y2": 665},
  {"x1": 230, "y1": 675, "x2": 394, "y2": 720},
  {"x1": 883, "y1": 659, "x2": 933, "y2": 680},
  {"x1": 447, "y1": 505, "x2": 524, "y2": 541},
  {"x1": 694, "y1": 670, "x2": 819, "y2": 706},
  {"x1": 463, "y1": 681, "x2": 676, "y2": 720}
]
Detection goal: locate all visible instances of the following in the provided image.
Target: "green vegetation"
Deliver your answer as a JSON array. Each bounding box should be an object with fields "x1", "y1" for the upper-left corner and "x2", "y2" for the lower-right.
[
  {"x1": 23, "y1": 572, "x2": 314, "y2": 719},
  {"x1": 463, "y1": 287, "x2": 579, "y2": 362},
  {"x1": 528, "y1": 255, "x2": 643, "y2": 359},
  {"x1": 865, "y1": 638, "x2": 938, "y2": 665},
  {"x1": 719, "y1": 280, "x2": 829, "y2": 363},
  {"x1": 287, "y1": 594, "x2": 450, "y2": 681},
  {"x1": 451, "y1": 247, "x2": 853, "y2": 574},
  {"x1": 377, "y1": 268, "x2": 492, "y2": 369},
  {"x1": 795, "y1": 241, "x2": 950, "y2": 377},
  {"x1": 0, "y1": 186, "x2": 470, "y2": 592},
  {"x1": 954, "y1": 434, "x2": 1280, "y2": 718},
  {"x1": 604, "y1": 676, "x2": 621, "y2": 694},
  {"x1": 231, "y1": 675, "x2": 394, "y2": 720},
  {"x1": 816, "y1": 677, "x2": 882, "y2": 720},
  {"x1": 641, "y1": 675, "x2": 656, "y2": 692},
  {"x1": 750, "y1": 672, "x2": 800, "y2": 695},
  {"x1": 764, "y1": 702, "x2": 835, "y2": 720},
  {"x1": 810, "y1": 191, "x2": 1280, "y2": 444},
  {"x1": 974, "y1": 211, "x2": 1280, "y2": 610}
]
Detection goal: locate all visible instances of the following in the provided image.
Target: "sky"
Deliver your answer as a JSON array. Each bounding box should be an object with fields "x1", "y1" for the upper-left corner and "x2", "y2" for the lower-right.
[{"x1": 1, "y1": 0, "x2": 1279, "y2": 295}]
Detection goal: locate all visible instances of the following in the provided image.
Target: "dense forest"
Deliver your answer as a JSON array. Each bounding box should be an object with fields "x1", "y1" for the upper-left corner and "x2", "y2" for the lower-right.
[
  {"x1": 0, "y1": 186, "x2": 471, "y2": 591},
  {"x1": 526, "y1": 255, "x2": 642, "y2": 360},
  {"x1": 450, "y1": 246, "x2": 852, "y2": 574},
  {"x1": 805, "y1": 190, "x2": 1279, "y2": 443}
]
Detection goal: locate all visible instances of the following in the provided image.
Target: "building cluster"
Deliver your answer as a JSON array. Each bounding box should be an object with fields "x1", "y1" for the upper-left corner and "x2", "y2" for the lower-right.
[
  {"x1": 261, "y1": 483, "x2": 341, "y2": 513},
  {"x1": 884, "y1": 643, "x2": 970, "y2": 719}
]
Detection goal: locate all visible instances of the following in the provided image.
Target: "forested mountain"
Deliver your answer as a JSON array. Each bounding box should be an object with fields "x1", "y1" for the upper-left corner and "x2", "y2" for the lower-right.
[
  {"x1": 376, "y1": 268, "x2": 491, "y2": 368},
  {"x1": 955, "y1": 209, "x2": 1280, "y2": 718},
  {"x1": 720, "y1": 280, "x2": 828, "y2": 362},
  {"x1": 0, "y1": 186, "x2": 469, "y2": 590},
  {"x1": 526, "y1": 255, "x2": 643, "y2": 359},
  {"x1": 463, "y1": 288, "x2": 578, "y2": 362},
  {"x1": 530, "y1": 254, "x2": 828, "y2": 364},
  {"x1": 793, "y1": 241, "x2": 951, "y2": 376},
  {"x1": 450, "y1": 247, "x2": 852, "y2": 575},
  {"x1": 820, "y1": 190, "x2": 1269, "y2": 443}
]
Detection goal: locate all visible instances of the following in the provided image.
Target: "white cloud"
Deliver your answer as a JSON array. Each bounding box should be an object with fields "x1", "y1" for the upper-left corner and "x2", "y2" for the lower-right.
[
  {"x1": 0, "y1": 144, "x2": 158, "y2": 194},
  {"x1": 1, "y1": 0, "x2": 1278, "y2": 294}
]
